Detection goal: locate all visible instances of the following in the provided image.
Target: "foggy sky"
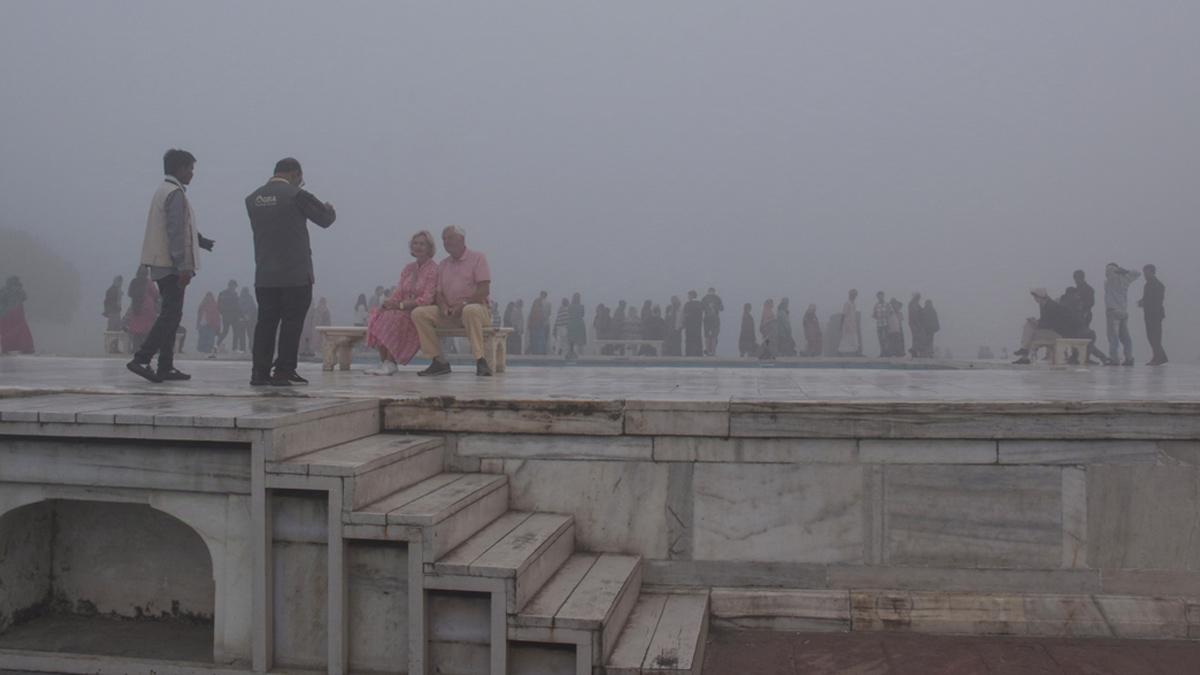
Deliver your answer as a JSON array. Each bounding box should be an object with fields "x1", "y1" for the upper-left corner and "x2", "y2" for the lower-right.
[{"x1": 2, "y1": 1, "x2": 1198, "y2": 358}]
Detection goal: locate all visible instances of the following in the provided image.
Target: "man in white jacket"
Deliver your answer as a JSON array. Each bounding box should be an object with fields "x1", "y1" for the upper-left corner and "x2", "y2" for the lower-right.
[{"x1": 127, "y1": 148, "x2": 214, "y2": 383}]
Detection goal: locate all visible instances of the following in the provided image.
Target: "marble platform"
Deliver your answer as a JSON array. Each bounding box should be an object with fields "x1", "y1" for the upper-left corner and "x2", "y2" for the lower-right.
[{"x1": 2, "y1": 355, "x2": 1200, "y2": 675}]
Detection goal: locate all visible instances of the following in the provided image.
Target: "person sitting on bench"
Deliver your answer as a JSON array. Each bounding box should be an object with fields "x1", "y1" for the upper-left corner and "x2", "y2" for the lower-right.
[
  {"x1": 1013, "y1": 288, "x2": 1081, "y2": 364},
  {"x1": 411, "y1": 226, "x2": 493, "y2": 377},
  {"x1": 364, "y1": 230, "x2": 440, "y2": 375}
]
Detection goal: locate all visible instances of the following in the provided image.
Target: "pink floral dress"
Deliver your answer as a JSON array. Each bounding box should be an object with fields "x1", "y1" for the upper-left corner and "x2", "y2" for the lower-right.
[{"x1": 366, "y1": 258, "x2": 438, "y2": 364}]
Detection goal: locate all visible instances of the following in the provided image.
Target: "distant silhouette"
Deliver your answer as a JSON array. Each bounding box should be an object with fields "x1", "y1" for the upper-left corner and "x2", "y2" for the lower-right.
[
  {"x1": 1140, "y1": 264, "x2": 1166, "y2": 365},
  {"x1": 682, "y1": 291, "x2": 704, "y2": 356},
  {"x1": 0, "y1": 276, "x2": 35, "y2": 354},
  {"x1": 739, "y1": 303, "x2": 757, "y2": 357}
]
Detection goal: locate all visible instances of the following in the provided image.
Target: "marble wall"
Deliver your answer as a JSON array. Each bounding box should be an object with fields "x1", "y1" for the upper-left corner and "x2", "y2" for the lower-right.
[{"x1": 460, "y1": 433, "x2": 1200, "y2": 598}]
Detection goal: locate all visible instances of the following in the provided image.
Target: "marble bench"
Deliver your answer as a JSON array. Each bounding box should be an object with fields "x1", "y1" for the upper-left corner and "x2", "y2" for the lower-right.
[
  {"x1": 103, "y1": 331, "x2": 130, "y2": 355},
  {"x1": 315, "y1": 325, "x2": 513, "y2": 372},
  {"x1": 1029, "y1": 337, "x2": 1093, "y2": 366},
  {"x1": 593, "y1": 339, "x2": 665, "y2": 356}
]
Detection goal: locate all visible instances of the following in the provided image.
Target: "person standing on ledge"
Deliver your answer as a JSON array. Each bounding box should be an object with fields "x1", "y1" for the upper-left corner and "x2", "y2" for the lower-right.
[
  {"x1": 701, "y1": 287, "x2": 724, "y2": 356},
  {"x1": 103, "y1": 275, "x2": 124, "y2": 332},
  {"x1": 872, "y1": 291, "x2": 889, "y2": 357},
  {"x1": 1139, "y1": 264, "x2": 1167, "y2": 365},
  {"x1": 1103, "y1": 262, "x2": 1140, "y2": 366},
  {"x1": 411, "y1": 226, "x2": 493, "y2": 376},
  {"x1": 245, "y1": 157, "x2": 336, "y2": 386},
  {"x1": 682, "y1": 290, "x2": 704, "y2": 357},
  {"x1": 127, "y1": 149, "x2": 214, "y2": 383}
]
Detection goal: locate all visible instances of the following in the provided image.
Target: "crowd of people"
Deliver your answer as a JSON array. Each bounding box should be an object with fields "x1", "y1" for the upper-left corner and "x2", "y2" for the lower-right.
[
  {"x1": 72, "y1": 147, "x2": 1173, "y2": 377},
  {"x1": 1014, "y1": 264, "x2": 1167, "y2": 366}
]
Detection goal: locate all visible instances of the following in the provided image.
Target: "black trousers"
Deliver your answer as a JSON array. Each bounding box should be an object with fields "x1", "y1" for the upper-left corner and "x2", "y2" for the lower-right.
[
  {"x1": 218, "y1": 312, "x2": 237, "y2": 345},
  {"x1": 134, "y1": 274, "x2": 185, "y2": 370},
  {"x1": 253, "y1": 285, "x2": 312, "y2": 375},
  {"x1": 1145, "y1": 314, "x2": 1167, "y2": 362}
]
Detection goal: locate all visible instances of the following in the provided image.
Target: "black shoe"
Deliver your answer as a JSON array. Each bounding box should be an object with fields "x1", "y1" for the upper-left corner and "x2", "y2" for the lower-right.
[
  {"x1": 476, "y1": 358, "x2": 493, "y2": 377},
  {"x1": 127, "y1": 360, "x2": 163, "y2": 383},
  {"x1": 274, "y1": 370, "x2": 308, "y2": 385},
  {"x1": 250, "y1": 373, "x2": 272, "y2": 386},
  {"x1": 1012, "y1": 357, "x2": 1031, "y2": 365},
  {"x1": 1122, "y1": 358, "x2": 1134, "y2": 367},
  {"x1": 1013, "y1": 348, "x2": 1029, "y2": 357},
  {"x1": 418, "y1": 359, "x2": 451, "y2": 377},
  {"x1": 158, "y1": 367, "x2": 191, "y2": 381}
]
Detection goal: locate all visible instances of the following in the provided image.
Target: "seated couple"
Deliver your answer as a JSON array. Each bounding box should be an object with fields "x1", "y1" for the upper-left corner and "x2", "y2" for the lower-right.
[{"x1": 365, "y1": 225, "x2": 493, "y2": 377}]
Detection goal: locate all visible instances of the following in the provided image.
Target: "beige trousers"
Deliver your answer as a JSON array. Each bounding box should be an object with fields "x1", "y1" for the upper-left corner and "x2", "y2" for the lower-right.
[{"x1": 412, "y1": 304, "x2": 490, "y2": 360}]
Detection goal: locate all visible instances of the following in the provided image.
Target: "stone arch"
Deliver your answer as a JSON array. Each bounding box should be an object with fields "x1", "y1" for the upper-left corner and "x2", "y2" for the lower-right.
[{"x1": 0, "y1": 498, "x2": 217, "y2": 662}]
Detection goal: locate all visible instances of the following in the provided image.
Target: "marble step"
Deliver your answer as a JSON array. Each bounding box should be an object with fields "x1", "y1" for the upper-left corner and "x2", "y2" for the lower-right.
[
  {"x1": 267, "y1": 434, "x2": 444, "y2": 509},
  {"x1": 513, "y1": 553, "x2": 643, "y2": 664},
  {"x1": 432, "y1": 511, "x2": 576, "y2": 613},
  {"x1": 348, "y1": 473, "x2": 509, "y2": 558},
  {"x1": 607, "y1": 591, "x2": 710, "y2": 675}
]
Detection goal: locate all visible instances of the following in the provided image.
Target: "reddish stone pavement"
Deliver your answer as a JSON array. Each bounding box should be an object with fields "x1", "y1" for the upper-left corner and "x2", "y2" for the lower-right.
[{"x1": 703, "y1": 629, "x2": 1200, "y2": 674}]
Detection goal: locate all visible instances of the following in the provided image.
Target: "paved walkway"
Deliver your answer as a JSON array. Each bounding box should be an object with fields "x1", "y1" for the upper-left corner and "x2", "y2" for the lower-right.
[
  {"x1": 1, "y1": 355, "x2": 1196, "y2": 403},
  {"x1": 703, "y1": 629, "x2": 1200, "y2": 674}
]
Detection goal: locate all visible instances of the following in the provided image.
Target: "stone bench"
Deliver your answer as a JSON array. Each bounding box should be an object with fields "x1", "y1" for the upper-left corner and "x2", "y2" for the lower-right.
[
  {"x1": 315, "y1": 325, "x2": 513, "y2": 372},
  {"x1": 592, "y1": 339, "x2": 665, "y2": 356},
  {"x1": 103, "y1": 331, "x2": 130, "y2": 355},
  {"x1": 1028, "y1": 337, "x2": 1093, "y2": 366}
]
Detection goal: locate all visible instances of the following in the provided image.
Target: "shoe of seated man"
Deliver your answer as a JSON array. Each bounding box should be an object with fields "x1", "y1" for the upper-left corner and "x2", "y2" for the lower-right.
[
  {"x1": 158, "y1": 367, "x2": 191, "y2": 381},
  {"x1": 476, "y1": 357, "x2": 493, "y2": 377},
  {"x1": 418, "y1": 359, "x2": 451, "y2": 377},
  {"x1": 1012, "y1": 357, "x2": 1031, "y2": 365},
  {"x1": 366, "y1": 361, "x2": 399, "y2": 376}
]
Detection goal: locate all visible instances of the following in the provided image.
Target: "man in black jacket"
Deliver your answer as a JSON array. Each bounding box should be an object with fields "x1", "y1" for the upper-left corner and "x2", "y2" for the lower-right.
[
  {"x1": 245, "y1": 157, "x2": 336, "y2": 386},
  {"x1": 1139, "y1": 264, "x2": 1167, "y2": 365}
]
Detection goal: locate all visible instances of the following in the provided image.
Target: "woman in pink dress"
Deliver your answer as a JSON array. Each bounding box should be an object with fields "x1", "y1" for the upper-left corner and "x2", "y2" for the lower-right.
[{"x1": 365, "y1": 230, "x2": 439, "y2": 375}]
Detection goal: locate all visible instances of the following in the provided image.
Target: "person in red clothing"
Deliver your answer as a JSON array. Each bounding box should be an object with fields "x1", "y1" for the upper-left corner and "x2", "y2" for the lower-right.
[{"x1": 0, "y1": 276, "x2": 35, "y2": 354}]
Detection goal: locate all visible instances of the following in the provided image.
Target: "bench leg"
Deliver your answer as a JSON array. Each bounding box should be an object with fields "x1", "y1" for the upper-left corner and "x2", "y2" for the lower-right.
[
  {"x1": 322, "y1": 340, "x2": 339, "y2": 371},
  {"x1": 496, "y1": 339, "x2": 507, "y2": 373},
  {"x1": 337, "y1": 340, "x2": 355, "y2": 371}
]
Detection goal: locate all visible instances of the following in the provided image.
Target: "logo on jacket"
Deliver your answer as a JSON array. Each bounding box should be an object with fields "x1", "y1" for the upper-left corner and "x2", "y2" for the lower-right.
[{"x1": 254, "y1": 195, "x2": 278, "y2": 207}]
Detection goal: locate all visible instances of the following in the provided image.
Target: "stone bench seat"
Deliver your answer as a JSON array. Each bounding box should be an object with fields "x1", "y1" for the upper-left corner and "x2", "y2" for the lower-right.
[
  {"x1": 592, "y1": 339, "x2": 665, "y2": 356},
  {"x1": 315, "y1": 325, "x2": 513, "y2": 372},
  {"x1": 1028, "y1": 336, "x2": 1094, "y2": 366}
]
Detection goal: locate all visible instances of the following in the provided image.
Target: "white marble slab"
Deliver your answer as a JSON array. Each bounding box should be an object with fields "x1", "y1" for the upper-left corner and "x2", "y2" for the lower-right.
[
  {"x1": 691, "y1": 463, "x2": 863, "y2": 564},
  {"x1": 496, "y1": 459, "x2": 671, "y2": 558},
  {"x1": 883, "y1": 465, "x2": 1061, "y2": 568}
]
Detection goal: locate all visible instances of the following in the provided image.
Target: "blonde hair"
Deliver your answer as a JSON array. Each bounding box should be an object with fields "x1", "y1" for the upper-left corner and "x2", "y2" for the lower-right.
[{"x1": 411, "y1": 230, "x2": 437, "y2": 257}]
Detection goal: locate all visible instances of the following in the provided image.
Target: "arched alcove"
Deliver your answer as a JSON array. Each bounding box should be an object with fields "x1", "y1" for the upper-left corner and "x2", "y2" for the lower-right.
[{"x1": 0, "y1": 499, "x2": 215, "y2": 662}]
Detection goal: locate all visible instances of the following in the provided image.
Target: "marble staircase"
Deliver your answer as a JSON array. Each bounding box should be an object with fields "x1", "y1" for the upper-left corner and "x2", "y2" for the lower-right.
[{"x1": 267, "y1": 431, "x2": 708, "y2": 675}]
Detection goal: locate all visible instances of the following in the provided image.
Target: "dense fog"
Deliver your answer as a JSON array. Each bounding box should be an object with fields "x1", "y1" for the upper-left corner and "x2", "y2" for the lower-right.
[{"x1": 2, "y1": 1, "x2": 1197, "y2": 360}]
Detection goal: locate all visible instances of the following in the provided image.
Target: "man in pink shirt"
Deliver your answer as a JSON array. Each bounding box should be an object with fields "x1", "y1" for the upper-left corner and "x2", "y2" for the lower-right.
[{"x1": 412, "y1": 225, "x2": 493, "y2": 376}]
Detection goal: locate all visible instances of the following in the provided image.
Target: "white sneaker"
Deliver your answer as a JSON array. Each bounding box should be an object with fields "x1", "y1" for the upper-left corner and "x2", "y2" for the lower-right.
[{"x1": 365, "y1": 361, "x2": 399, "y2": 376}]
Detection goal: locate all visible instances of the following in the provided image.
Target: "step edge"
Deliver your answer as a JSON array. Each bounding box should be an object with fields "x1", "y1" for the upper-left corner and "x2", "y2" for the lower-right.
[
  {"x1": 386, "y1": 475, "x2": 508, "y2": 526},
  {"x1": 464, "y1": 515, "x2": 575, "y2": 578}
]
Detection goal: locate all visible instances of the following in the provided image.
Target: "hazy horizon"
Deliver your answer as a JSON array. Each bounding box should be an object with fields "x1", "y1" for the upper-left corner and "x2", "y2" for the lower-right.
[{"x1": 2, "y1": 1, "x2": 1197, "y2": 360}]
